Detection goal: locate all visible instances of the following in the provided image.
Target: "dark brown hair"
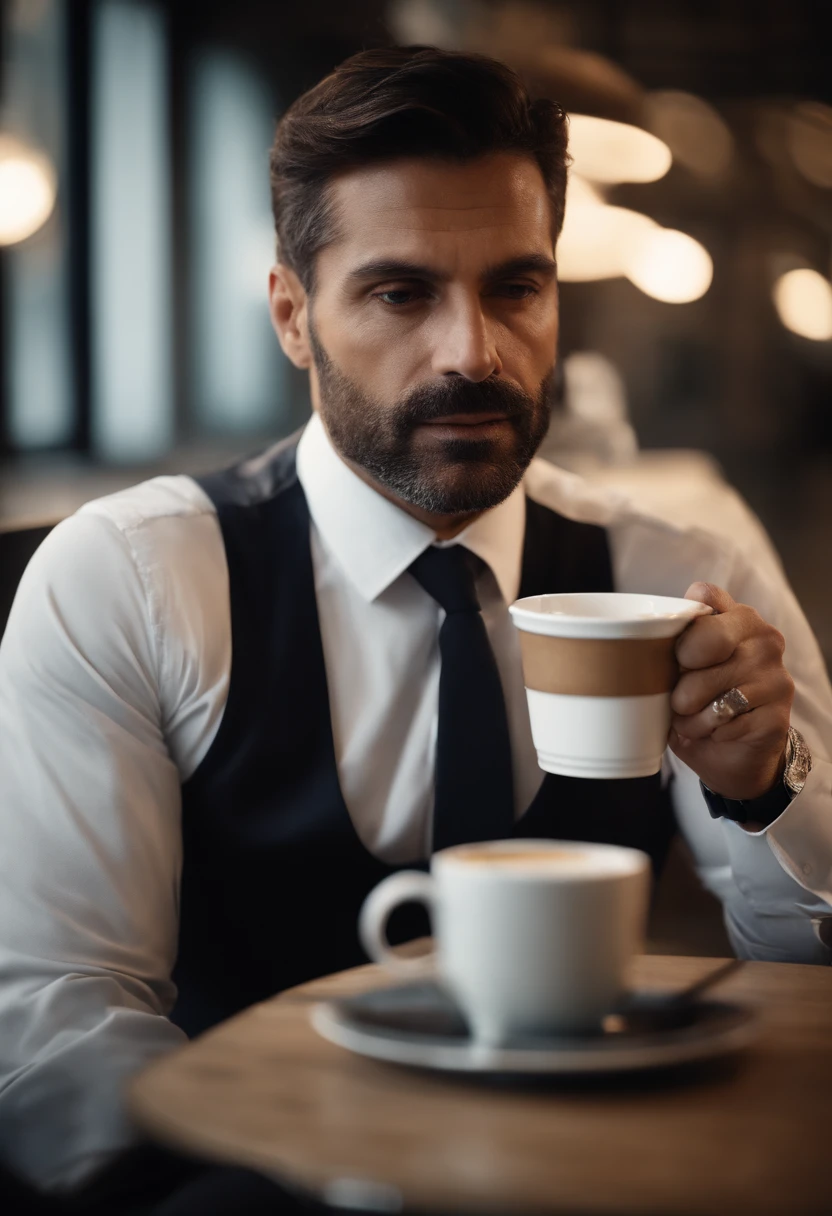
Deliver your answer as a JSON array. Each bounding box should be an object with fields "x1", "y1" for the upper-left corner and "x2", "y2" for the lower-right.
[{"x1": 269, "y1": 45, "x2": 568, "y2": 291}]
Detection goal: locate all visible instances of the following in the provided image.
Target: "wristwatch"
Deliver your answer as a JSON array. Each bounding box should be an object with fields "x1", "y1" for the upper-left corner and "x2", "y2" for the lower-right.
[{"x1": 701, "y1": 725, "x2": 812, "y2": 827}]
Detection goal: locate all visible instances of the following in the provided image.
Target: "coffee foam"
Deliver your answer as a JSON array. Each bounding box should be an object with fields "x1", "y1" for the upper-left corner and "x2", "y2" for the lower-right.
[
  {"x1": 446, "y1": 843, "x2": 646, "y2": 877},
  {"x1": 457, "y1": 846, "x2": 588, "y2": 865},
  {"x1": 452, "y1": 847, "x2": 592, "y2": 870}
]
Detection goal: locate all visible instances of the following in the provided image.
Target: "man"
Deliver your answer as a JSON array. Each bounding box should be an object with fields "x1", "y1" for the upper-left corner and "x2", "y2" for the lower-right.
[{"x1": 1, "y1": 44, "x2": 831, "y2": 1212}]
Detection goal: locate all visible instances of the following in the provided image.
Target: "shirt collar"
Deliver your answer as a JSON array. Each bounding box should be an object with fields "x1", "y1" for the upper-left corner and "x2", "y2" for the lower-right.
[
  {"x1": 296, "y1": 412, "x2": 526, "y2": 605},
  {"x1": 434, "y1": 485, "x2": 525, "y2": 605}
]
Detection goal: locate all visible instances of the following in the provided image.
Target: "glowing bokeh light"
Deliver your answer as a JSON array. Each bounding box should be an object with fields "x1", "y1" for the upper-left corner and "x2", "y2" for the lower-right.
[
  {"x1": 558, "y1": 173, "x2": 657, "y2": 282},
  {"x1": 787, "y1": 103, "x2": 832, "y2": 190},
  {"x1": 623, "y1": 227, "x2": 713, "y2": 303},
  {"x1": 558, "y1": 201, "x2": 657, "y2": 281},
  {"x1": 773, "y1": 269, "x2": 832, "y2": 340},
  {"x1": 565, "y1": 172, "x2": 604, "y2": 208},
  {"x1": 568, "y1": 114, "x2": 672, "y2": 184},
  {"x1": 0, "y1": 135, "x2": 57, "y2": 245},
  {"x1": 645, "y1": 91, "x2": 733, "y2": 178}
]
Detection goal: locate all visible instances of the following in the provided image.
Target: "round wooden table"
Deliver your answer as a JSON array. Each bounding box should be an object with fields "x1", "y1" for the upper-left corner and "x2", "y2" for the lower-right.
[{"x1": 129, "y1": 955, "x2": 832, "y2": 1215}]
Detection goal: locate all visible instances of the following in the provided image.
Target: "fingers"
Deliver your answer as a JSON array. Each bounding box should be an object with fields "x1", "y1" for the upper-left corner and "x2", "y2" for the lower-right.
[
  {"x1": 676, "y1": 610, "x2": 746, "y2": 670},
  {"x1": 706, "y1": 702, "x2": 790, "y2": 746},
  {"x1": 671, "y1": 632, "x2": 791, "y2": 717},
  {"x1": 669, "y1": 712, "x2": 790, "y2": 800},
  {"x1": 671, "y1": 678, "x2": 793, "y2": 743},
  {"x1": 675, "y1": 604, "x2": 785, "y2": 672},
  {"x1": 671, "y1": 701, "x2": 790, "y2": 755},
  {"x1": 671, "y1": 632, "x2": 794, "y2": 742},
  {"x1": 683, "y1": 581, "x2": 736, "y2": 614},
  {"x1": 672, "y1": 584, "x2": 794, "y2": 800}
]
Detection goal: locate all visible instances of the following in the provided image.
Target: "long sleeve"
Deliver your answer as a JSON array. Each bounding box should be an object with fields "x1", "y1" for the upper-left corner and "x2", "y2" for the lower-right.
[
  {"x1": 0, "y1": 508, "x2": 204, "y2": 1189},
  {"x1": 668, "y1": 753, "x2": 832, "y2": 964},
  {"x1": 669, "y1": 539, "x2": 832, "y2": 963},
  {"x1": 608, "y1": 500, "x2": 832, "y2": 963},
  {"x1": 526, "y1": 453, "x2": 832, "y2": 962}
]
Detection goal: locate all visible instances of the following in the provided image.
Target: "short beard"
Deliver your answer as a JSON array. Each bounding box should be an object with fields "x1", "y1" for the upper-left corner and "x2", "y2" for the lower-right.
[{"x1": 309, "y1": 324, "x2": 553, "y2": 516}]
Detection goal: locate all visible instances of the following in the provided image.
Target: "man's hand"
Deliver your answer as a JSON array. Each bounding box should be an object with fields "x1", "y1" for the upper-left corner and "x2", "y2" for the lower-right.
[{"x1": 669, "y1": 582, "x2": 794, "y2": 800}]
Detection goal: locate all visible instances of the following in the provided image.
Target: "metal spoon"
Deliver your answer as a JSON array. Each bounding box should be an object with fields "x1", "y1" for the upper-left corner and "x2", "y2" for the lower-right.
[
  {"x1": 605, "y1": 958, "x2": 744, "y2": 1034},
  {"x1": 665, "y1": 957, "x2": 744, "y2": 1007}
]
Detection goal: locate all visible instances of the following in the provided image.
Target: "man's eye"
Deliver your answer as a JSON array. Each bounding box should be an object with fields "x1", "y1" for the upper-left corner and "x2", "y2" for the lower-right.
[
  {"x1": 498, "y1": 283, "x2": 538, "y2": 299},
  {"x1": 373, "y1": 288, "x2": 426, "y2": 306}
]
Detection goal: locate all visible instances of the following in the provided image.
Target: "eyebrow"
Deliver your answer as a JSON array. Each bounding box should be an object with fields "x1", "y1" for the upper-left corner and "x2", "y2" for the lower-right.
[{"x1": 345, "y1": 253, "x2": 558, "y2": 286}]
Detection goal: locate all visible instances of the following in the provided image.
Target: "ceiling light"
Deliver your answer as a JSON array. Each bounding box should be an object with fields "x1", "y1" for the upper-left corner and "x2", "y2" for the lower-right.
[
  {"x1": 644, "y1": 91, "x2": 732, "y2": 178},
  {"x1": 558, "y1": 199, "x2": 657, "y2": 281},
  {"x1": 624, "y1": 228, "x2": 713, "y2": 303},
  {"x1": 564, "y1": 172, "x2": 605, "y2": 207},
  {"x1": 559, "y1": 175, "x2": 656, "y2": 282},
  {"x1": 567, "y1": 114, "x2": 671, "y2": 184},
  {"x1": 773, "y1": 269, "x2": 832, "y2": 340},
  {"x1": 787, "y1": 103, "x2": 832, "y2": 190},
  {"x1": 0, "y1": 134, "x2": 57, "y2": 246}
]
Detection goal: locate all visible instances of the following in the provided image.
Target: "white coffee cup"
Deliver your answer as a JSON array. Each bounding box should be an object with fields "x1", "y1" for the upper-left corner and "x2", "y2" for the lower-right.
[
  {"x1": 359, "y1": 839, "x2": 650, "y2": 1045},
  {"x1": 508, "y1": 591, "x2": 712, "y2": 780}
]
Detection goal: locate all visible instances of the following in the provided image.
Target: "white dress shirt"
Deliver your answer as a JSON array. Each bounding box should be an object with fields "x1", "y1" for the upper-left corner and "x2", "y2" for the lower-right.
[{"x1": 1, "y1": 412, "x2": 831, "y2": 1190}]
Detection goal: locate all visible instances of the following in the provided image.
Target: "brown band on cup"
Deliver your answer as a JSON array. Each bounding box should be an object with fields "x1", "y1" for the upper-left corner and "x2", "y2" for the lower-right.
[{"x1": 518, "y1": 633, "x2": 679, "y2": 697}]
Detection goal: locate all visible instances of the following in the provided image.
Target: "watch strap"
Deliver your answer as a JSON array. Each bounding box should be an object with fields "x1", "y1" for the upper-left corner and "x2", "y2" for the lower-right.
[
  {"x1": 701, "y1": 777, "x2": 794, "y2": 827},
  {"x1": 701, "y1": 726, "x2": 812, "y2": 827}
]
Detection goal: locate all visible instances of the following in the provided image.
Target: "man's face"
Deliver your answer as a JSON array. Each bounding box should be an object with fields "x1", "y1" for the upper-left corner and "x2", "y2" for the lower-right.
[{"x1": 272, "y1": 152, "x2": 559, "y2": 517}]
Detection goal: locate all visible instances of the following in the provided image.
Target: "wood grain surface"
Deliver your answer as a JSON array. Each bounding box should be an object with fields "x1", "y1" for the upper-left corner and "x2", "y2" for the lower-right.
[{"x1": 129, "y1": 954, "x2": 832, "y2": 1215}]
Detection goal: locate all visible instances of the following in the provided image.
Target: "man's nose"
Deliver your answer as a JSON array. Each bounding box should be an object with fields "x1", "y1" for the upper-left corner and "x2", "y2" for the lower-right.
[{"x1": 431, "y1": 297, "x2": 502, "y2": 382}]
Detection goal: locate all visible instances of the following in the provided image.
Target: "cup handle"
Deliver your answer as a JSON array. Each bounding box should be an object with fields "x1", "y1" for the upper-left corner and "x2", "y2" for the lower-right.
[{"x1": 359, "y1": 871, "x2": 437, "y2": 974}]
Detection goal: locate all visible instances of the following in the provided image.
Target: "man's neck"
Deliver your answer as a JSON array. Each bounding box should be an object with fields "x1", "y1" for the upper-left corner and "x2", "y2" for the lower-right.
[{"x1": 342, "y1": 453, "x2": 484, "y2": 540}]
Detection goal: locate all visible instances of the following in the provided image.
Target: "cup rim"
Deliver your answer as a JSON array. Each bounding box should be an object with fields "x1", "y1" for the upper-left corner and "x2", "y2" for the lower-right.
[
  {"x1": 432, "y1": 839, "x2": 650, "y2": 881},
  {"x1": 508, "y1": 591, "x2": 712, "y2": 639}
]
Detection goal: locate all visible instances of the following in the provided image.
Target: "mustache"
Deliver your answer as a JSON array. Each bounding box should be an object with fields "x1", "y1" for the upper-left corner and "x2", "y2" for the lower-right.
[{"x1": 392, "y1": 376, "x2": 536, "y2": 431}]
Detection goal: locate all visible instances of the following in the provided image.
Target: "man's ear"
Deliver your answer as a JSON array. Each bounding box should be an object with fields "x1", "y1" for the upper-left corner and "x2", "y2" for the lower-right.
[{"x1": 269, "y1": 263, "x2": 312, "y2": 369}]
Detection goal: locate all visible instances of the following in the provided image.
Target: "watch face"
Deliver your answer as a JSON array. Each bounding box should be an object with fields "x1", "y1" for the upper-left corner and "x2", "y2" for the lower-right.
[{"x1": 784, "y1": 728, "x2": 812, "y2": 794}]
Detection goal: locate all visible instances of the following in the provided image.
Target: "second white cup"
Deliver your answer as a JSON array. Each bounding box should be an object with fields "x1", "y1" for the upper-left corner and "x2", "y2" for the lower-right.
[{"x1": 359, "y1": 839, "x2": 650, "y2": 1046}]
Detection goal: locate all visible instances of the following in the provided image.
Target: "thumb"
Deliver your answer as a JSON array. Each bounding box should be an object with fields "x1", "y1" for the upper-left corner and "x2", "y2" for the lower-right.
[{"x1": 684, "y1": 580, "x2": 735, "y2": 615}]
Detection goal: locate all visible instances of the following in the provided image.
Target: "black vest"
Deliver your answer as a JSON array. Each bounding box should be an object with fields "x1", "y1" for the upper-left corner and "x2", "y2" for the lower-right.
[{"x1": 171, "y1": 437, "x2": 674, "y2": 1037}]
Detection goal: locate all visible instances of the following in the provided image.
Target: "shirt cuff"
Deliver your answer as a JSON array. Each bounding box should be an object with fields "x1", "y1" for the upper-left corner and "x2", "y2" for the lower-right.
[{"x1": 762, "y1": 756, "x2": 832, "y2": 905}]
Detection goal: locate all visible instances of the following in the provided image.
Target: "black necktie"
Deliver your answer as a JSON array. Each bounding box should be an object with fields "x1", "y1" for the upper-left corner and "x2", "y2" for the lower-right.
[{"x1": 409, "y1": 545, "x2": 515, "y2": 852}]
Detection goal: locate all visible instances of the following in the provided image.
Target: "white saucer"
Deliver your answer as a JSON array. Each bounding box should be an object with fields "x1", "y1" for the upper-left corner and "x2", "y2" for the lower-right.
[{"x1": 311, "y1": 981, "x2": 758, "y2": 1076}]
